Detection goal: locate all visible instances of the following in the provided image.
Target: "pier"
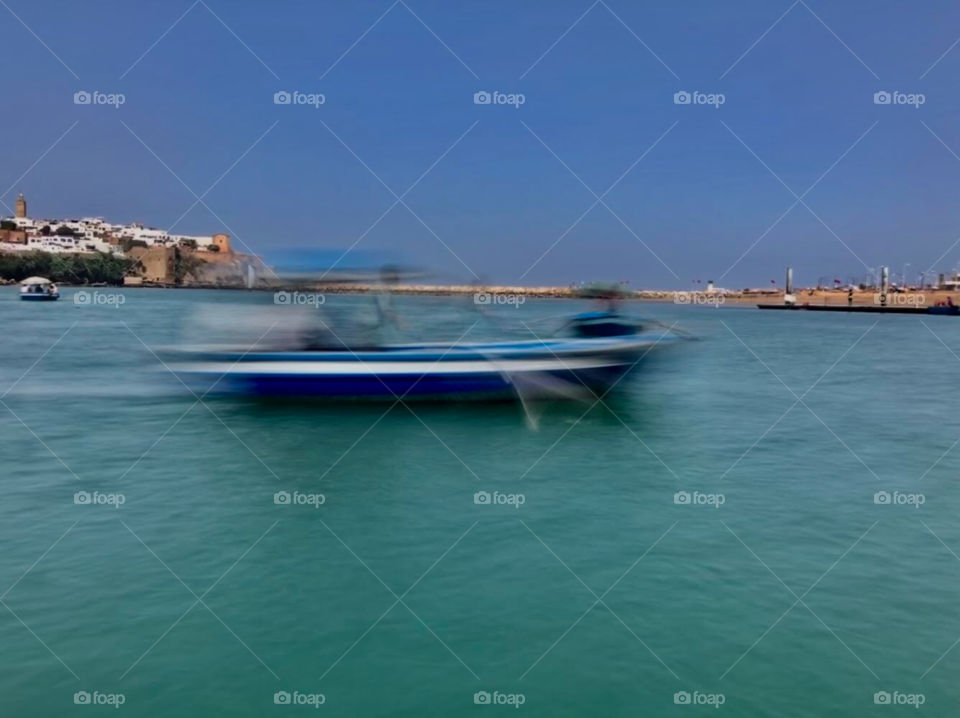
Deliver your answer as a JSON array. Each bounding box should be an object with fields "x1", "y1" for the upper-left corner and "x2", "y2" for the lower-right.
[
  {"x1": 757, "y1": 303, "x2": 948, "y2": 315},
  {"x1": 756, "y1": 266, "x2": 960, "y2": 316}
]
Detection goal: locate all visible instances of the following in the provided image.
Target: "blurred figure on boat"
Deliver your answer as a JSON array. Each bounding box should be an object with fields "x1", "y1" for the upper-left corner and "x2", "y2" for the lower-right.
[
  {"x1": 470, "y1": 278, "x2": 494, "y2": 322},
  {"x1": 373, "y1": 264, "x2": 404, "y2": 332},
  {"x1": 602, "y1": 289, "x2": 621, "y2": 315},
  {"x1": 309, "y1": 264, "x2": 406, "y2": 350}
]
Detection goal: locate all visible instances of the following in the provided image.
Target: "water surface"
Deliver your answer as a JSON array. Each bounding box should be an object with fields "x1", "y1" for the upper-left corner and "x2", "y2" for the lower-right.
[{"x1": 1, "y1": 287, "x2": 958, "y2": 716}]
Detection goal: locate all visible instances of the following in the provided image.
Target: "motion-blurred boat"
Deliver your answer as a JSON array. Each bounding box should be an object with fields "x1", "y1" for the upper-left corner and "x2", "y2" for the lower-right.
[
  {"x1": 19, "y1": 277, "x2": 59, "y2": 301},
  {"x1": 174, "y1": 312, "x2": 681, "y2": 402}
]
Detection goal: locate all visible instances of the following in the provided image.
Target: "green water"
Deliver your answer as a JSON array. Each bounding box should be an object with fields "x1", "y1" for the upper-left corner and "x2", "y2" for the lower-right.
[{"x1": 2, "y1": 287, "x2": 959, "y2": 716}]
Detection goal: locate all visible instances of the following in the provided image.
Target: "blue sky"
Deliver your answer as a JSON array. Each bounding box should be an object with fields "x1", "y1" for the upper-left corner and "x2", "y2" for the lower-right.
[{"x1": 3, "y1": 0, "x2": 960, "y2": 287}]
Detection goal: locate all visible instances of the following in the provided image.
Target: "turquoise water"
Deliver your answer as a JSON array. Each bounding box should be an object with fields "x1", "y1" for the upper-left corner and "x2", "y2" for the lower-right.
[{"x1": 2, "y1": 287, "x2": 959, "y2": 716}]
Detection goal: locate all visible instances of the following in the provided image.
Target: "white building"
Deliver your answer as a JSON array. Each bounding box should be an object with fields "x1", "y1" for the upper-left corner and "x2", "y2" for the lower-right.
[{"x1": 1, "y1": 206, "x2": 217, "y2": 256}]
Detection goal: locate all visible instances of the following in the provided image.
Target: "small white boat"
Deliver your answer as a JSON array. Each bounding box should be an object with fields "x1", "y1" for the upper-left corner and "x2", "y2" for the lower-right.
[{"x1": 19, "y1": 277, "x2": 59, "y2": 301}]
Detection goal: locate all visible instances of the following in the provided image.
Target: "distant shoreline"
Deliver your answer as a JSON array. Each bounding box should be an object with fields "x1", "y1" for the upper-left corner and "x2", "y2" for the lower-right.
[
  {"x1": 299, "y1": 284, "x2": 960, "y2": 306},
  {"x1": 6, "y1": 280, "x2": 956, "y2": 306}
]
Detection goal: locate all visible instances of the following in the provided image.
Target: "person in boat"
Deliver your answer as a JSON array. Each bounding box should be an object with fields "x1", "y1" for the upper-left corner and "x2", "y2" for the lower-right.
[
  {"x1": 470, "y1": 278, "x2": 495, "y2": 322},
  {"x1": 604, "y1": 293, "x2": 620, "y2": 315},
  {"x1": 373, "y1": 265, "x2": 403, "y2": 331},
  {"x1": 595, "y1": 286, "x2": 623, "y2": 316},
  {"x1": 299, "y1": 265, "x2": 404, "y2": 351}
]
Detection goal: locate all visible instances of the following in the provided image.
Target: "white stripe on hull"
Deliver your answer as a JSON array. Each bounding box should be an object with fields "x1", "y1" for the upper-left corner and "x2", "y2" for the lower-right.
[{"x1": 178, "y1": 357, "x2": 627, "y2": 376}]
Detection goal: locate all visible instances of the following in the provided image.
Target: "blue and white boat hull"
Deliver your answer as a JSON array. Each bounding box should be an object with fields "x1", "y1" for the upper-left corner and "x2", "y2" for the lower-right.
[{"x1": 174, "y1": 335, "x2": 676, "y2": 402}]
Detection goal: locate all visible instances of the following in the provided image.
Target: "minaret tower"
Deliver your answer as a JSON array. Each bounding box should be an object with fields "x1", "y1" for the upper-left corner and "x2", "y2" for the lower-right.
[{"x1": 15, "y1": 193, "x2": 26, "y2": 218}]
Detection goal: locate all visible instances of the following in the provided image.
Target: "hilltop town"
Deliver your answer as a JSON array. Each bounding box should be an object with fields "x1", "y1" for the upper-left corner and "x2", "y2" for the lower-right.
[{"x1": 0, "y1": 193, "x2": 260, "y2": 286}]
